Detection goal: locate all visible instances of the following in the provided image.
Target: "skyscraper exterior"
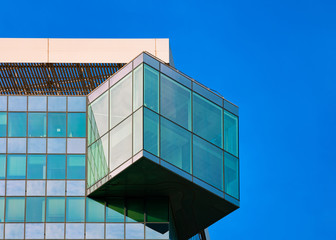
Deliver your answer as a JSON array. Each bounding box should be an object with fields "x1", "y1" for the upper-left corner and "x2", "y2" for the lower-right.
[{"x1": 0, "y1": 39, "x2": 239, "y2": 240}]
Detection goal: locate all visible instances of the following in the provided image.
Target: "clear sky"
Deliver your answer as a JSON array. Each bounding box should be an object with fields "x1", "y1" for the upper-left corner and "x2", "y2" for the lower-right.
[{"x1": 1, "y1": 0, "x2": 335, "y2": 239}]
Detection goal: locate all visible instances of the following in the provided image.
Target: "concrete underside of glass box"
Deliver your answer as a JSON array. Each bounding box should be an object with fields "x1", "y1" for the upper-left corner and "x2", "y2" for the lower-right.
[{"x1": 88, "y1": 156, "x2": 238, "y2": 240}]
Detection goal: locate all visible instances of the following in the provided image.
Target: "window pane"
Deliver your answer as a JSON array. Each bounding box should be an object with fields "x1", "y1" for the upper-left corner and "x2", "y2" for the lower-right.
[
  {"x1": 48, "y1": 97, "x2": 66, "y2": 112},
  {"x1": 193, "y1": 136, "x2": 223, "y2": 190},
  {"x1": 133, "y1": 64, "x2": 143, "y2": 111},
  {"x1": 28, "y1": 138, "x2": 46, "y2": 153},
  {"x1": 145, "y1": 223, "x2": 169, "y2": 239},
  {"x1": 88, "y1": 92, "x2": 108, "y2": 144},
  {"x1": 0, "y1": 96, "x2": 7, "y2": 111},
  {"x1": 146, "y1": 199, "x2": 169, "y2": 222},
  {"x1": 48, "y1": 113, "x2": 66, "y2": 137},
  {"x1": 47, "y1": 155, "x2": 65, "y2": 179},
  {"x1": 0, "y1": 181, "x2": 4, "y2": 196},
  {"x1": 0, "y1": 138, "x2": 5, "y2": 153},
  {"x1": 6, "y1": 197, "x2": 25, "y2": 222},
  {"x1": 8, "y1": 113, "x2": 26, "y2": 137},
  {"x1": 6, "y1": 181, "x2": 25, "y2": 196},
  {"x1": 7, "y1": 138, "x2": 26, "y2": 153},
  {"x1": 133, "y1": 108, "x2": 143, "y2": 154},
  {"x1": 46, "y1": 223, "x2": 64, "y2": 239},
  {"x1": 110, "y1": 73, "x2": 132, "y2": 129},
  {"x1": 106, "y1": 223, "x2": 124, "y2": 239},
  {"x1": 66, "y1": 223, "x2": 84, "y2": 239},
  {"x1": 28, "y1": 96, "x2": 47, "y2": 111},
  {"x1": 0, "y1": 155, "x2": 5, "y2": 179},
  {"x1": 66, "y1": 197, "x2": 85, "y2": 222},
  {"x1": 144, "y1": 108, "x2": 159, "y2": 156},
  {"x1": 224, "y1": 111, "x2": 239, "y2": 157},
  {"x1": 8, "y1": 96, "x2": 27, "y2": 111},
  {"x1": 46, "y1": 197, "x2": 65, "y2": 222},
  {"x1": 26, "y1": 197, "x2": 45, "y2": 222},
  {"x1": 0, "y1": 197, "x2": 4, "y2": 222},
  {"x1": 125, "y1": 223, "x2": 144, "y2": 239},
  {"x1": 7, "y1": 155, "x2": 26, "y2": 179},
  {"x1": 27, "y1": 181, "x2": 45, "y2": 196},
  {"x1": 67, "y1": 181, "x2": 85, "y2": 196},
  {"x1": 161, "y1": 74, "x2": 191, "y2": 130},
  {"x1": 47, "y1": 181, "x2": 65, "y2": 196},
  {"x1": 86, "y1": 223, "x2": 104, "y2": 239},
  {"x1": 5, "y1": 223, "x2": 24, "y2": 239},
  {"x1": 193, "y1": 93, "x2": 223, "y2": 148},
  {"x1": 28, "y1": 113, "x2": 46, "y2": 137},
  {"x1": 67, "y1": 155, "x2": 85, "y2": 179},
  {"x1": 67, "y1": 138, "x2": 86, "y2": 154},
  {"x1": 68, "y1": 113, "x2": 86, "y2": 137},
  {"x1": 68, "y1": 97, "x2": 86, "y2": 112},
  {"x1": 109, "y1": 116, "x2": 132, "y2": 170},
  {"x1": 0, "y1": 113, "x2": 6, "y2": 137},
  {"x1": 161, "y1": 118, "x2": 191, "y2": 173},
  {"x1": 27, "y1": 155, "x2": 46, "y2": 179},
  {"x1": 25, "y1": 223, "x2": 44, "y2": 239},
  {"x1": 47, "y1": 138, "x2": 66, "y2": 153},
  {"x1": 106, "y1": 199, "x2": 124, "y2": 222},
  {"x1": 126, "y1": 199, "x2": 144, "y2": 222},
  {"x1": 144, "y1": 65, "x2": 159, "y2": 112},
  {"x1": 224, "y1": 152, "x2": 239, "y2": 199},
  {"x1": 86, "y1": 198, "x2": 105, "y2": 222}
]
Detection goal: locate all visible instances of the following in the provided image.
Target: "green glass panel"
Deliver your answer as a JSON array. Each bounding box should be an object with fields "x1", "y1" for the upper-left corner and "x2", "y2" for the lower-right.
[
  {"x1": 146, "y1": 199, "x2": 169, "y2": 222},
  {"x1": 26, "y1": 197, "x2": 45, "y2": 222},
  {"x1": 133, "y1": 108, "x2": 143, "y2": 154},
  {"x1": 224, "y1": 111, "x2": 239, "y2": 157},
  {"x1": 193, "y1": 93, "x2": 223, "y2": 148},
  {"x1": 106, "y1": 199, "x2": 124, "y2": 223},
  {"x1": 144, "y1": 108, "x2": 159, "y2": 156},
  {"x1": 225, "y1": 152, "x2": 239, "y2": 199},
  {"x1": 7, "y1": 155, "x2": 26, "y2": 179},
  {"x1": 27, "y1": 155, "x2": 46, "y2": 179},
  {"x1": 8, "y1": 112, "x2": 26, "y2": 137},
  {"x1": 86, "y1": 198, "x2": 105, "y2": 222},
  {"x1": 133, "y1": 64, "x2": 143, "y2": 111},
  {"x1": 161, "y1": 118, "x2": 191, "y2": 173},
  {"x1": 193, "y1": 136, "x2": 223, "y2": 190},
  {"x1": 0, "y1": 112, "x2": 6, "y2": 137},
  {"x1": 110, "y1": 73, "x2": 132, "y2": 129},
  {"x1": 48, "y1": 113, "x2": 66, "y2": 137},
  {"x1": 46, "y1": 197, "x2": 65, "y2": 222},
  {"x1": 0, "y1": 197, "x2": 4, "y2": 222},
  {"x1": 67, "y1": 155, "x2": 85, "y2": 179},
  {"x1": 0, "y1": 155, "x2": 5, "y2": 179},
  {"x1": 126, "y1": 199, "x2": 144, "y2": 222},
  {"x1": 6, "y1": 197, "x2": 25, "y2": 222},
  {"x1": 66, "y1": 197, "x2": 85, "y2": 222},
  {"x1": 28, "y1": 113, "x2": 46, "y2": 137},
  {"x1": 161, "y1": 74, "x2": 191, "y2": 130},
  {"x1": 144, "y1": 65, "x2": 159, "y2": 112},
  {"x1": 47, "y1": 155, "x2": 65, "y2": 179},
  {"x1": 68, "y1": 113, "x2": 86, "y2": 137}
]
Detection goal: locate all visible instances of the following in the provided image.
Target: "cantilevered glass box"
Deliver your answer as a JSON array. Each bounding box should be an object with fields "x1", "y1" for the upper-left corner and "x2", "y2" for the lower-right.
[{"x1": 87, "y1": 52, "x2": 239, "y2": 239}]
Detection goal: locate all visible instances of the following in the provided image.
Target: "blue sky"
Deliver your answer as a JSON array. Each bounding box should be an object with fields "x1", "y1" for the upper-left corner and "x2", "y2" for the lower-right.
[{"x1": 1, "y1": 0, "x2": 335, "y2": 239}]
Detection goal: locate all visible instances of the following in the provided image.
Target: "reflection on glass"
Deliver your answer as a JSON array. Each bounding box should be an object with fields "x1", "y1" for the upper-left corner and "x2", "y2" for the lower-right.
[
  {"x1": 88, "y1": 92, "x2": 108, "y2": 145},
  {"x1": 27, "y1": 155, "x2": 46, "y2": 179},
  {"x1": 28, "y1": 113, "x2": 46, "y2": 137},
  {"x1": 67, "y1": 181, "x2": 85, "y2": 196},
  {"x1": 6, "y1": 181, "x2": 25, "y2": 196},
  {"x1": 109, "y1": 116, "x2": 132, "y2": 170},
  {"x1": 125, "y1": 223, "x2": 145, "y2": 239},
  {"x1": 133, "y1": 64, "x2": 143, "y2": 110},
  {"x1": 25, "y1": 223, "x2": 44, "y2": 239},
  {"x1": 133, "y1": 108, "x2": 143, "y2": 154},
  {"x1": 67, "y1": 155, "x2": 85, "y2": 179},
  {"x1": 8, "y1": 96, "x2": 27, "y2": 111},
  {"x1": 86, "y1": 223, "x2": 104, "y2": 239},
  {"x1": 193, "y1": 93, "x2": 223, "y2": 148},
  {"x1": 48, "y1": 113, "x2": 66, "y2": 137},
  {"x1": 47, "y1": 138, "x2": 66, "y2": 153},
  {"x1": 5, "y1": 223, "x2": 24, "y2": 239},
  {"x1": 47, "y1": 181, "x2": 65, "y2": 196},
  {"x1": 6, "y1": 197, "x2": 25, "y2": 222},
  {"x1": 0, "y1": 197, "x2": 4, "y2": 222},
  {"x1": 66, "y1": 223, "x2": 84, "y2": 239},
  {"x1": 106, "y1": 199, "x2": 124, "y2": 222},
  {"x1": 68, "y1": 97, "x2": 86, "y2": 112},
  {"x1": 8, "y1": 112, "x2": 26, "y2": 137},
  {"x1": 110, "y1": 73, "x2": 132, "y2": 129},
  {"x1": 28, "y1": 138, "x2": 46, "y2": 153},
  {"x1": 48, "y1": 97, "x2": 66, "y2": 112},
  {"x1": 0, "y1": 96, "x2": 7, "y2": 111},
  {"x1": 86, "y1": 198, "x2": 105, "y2": 222},
  {"x1": 7, "y1": 138, "x2": 26, "y2": 153},
  {"x1": 66, "y1": 197, "x2": 85, "y2": 222},
  {"x1": 26, "y1": 197, "x2": 45, "y2": 222},
  {"x1": 106, "y1": 223, "x2": 124, "y2": 239},
  {"x1": 161, "y1": 118, "x2": 191, "y2": 173},
  {"x1": 161, "y1": 74, "x2": 191, "y2": 130},
  {"x1": 0, "y1": 155, "x2": 5, "y2": 179},
  {"x1": 28, "y1": 96, "x2": 47, "y2": 111},
  {"x1": 7, "y1": 155, "x2": 26, "y2": 179},
  {"x1": 224, "y1": 152, "x2": 239, "y2": 199},
  {"x1": 0, "y1": 181, "x2": 4, "y2": 196},
  {"x1": 46, "y1": 223, "x2": 64, "y2": 239},
  {"x1": 193, "y1": 136, "x2": 223, "y2": 190},
  {"x1": 224, "y1": 111, "x2": 239, "y2": 157},
  {"x1": 144, "y1": 64, "x2": 159, "y2": 112},
  {"x1": 126, "y1": 199, "x2": 144, "y2": 222},
  {"x1": 146, "y1": 199, "x2": 169, "y2": 222},
  {"x1": 144, "y1": 108, "x2": 159, "y2": 156},
  {"x1": 146, "y1": 223, "x2": 169, "y2": 239},
  {"x1": 68, "y1": 113, "x2": 86, "y2": 137},
  {"x1": 0, "y1": 139, "x2": 5, "y2": 153},
  {"x1": 46, "y1": 197, "x2": 65, "y2": 222},
  {"x1": 47, "y1": 155, "x2": 65, "y2": 179},
  {"x1": 0, "y1": 113, "x2": 6, "y2": 137},
  {"x1": 27, "y1": 181, "x2": 45, "y2": 196},
  {"x1": 67, "y1": 138, "x2": 86, "y2": 154}
]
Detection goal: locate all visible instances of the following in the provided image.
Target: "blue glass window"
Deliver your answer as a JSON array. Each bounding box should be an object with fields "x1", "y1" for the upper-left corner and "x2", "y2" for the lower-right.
[
  {"x1": 144, "y1": 108, "x2": 159, "y2": 156},
  {"x1": 106, "y1": 199, "x2": 124, "y2": 223},
  {"x1": 67, "y1": 155, "x2": 85, "y2": 179},
  {"x1": 28, "y1": 113, "x2": 46, "y2": 137},
  {"x1": 224, "y1": 111, "x2": 239, "y2": 157},
  {"x1": 86, "y1": 198, "x2": 105, "y2": 222},
  {"x1": 224, "y1": 152, "x2": 239, "y2": 199},
  {"x1": 48, "y1": 113, "x2": 66, "y2": 137},
  {"x1": 144, "y1": 65, "x2": 159, "y2": 112},
  {"x1": 68, "y1": 113, "x2": 86, "y2": 137},
  {"x1": 48, "y1": 97, "x2": 66, "y2": 112},
  {"x1": 28, "y1": 96, "x2": 46, "y2": 111},
  {"x1": 46, "y1": 197, "x2": 65, "y2": 222},
  {"x1": 66, "y1": 197, "x2": 85, "y2": 222},
  {"x1": 26, "y1": 197, "x2": 45, "y2": 222},
  {"x1": 27, "y1": 155, "x2": 46, "y2": 179},
  {"x1": 47, "y1": 155, "x2": 65, "y2": 179},
  {"x1": 0, "y1": 197, "x2": 4, "y2": 222},
  {"x1": 7, "y1": 155, "x2": 26, "y2": 179},
  {"x1": 0, "y1": 113, "x2": 6, "y2": 137},
  {"x1": 0, "y1": 155, "x2": 5, "y2": 179},
  {"x1": 6, "y1": 197, "x2": 25, "y2": 222},
  {"x1": 8, "y1": 112, "x2": 26, "y2": 137}
]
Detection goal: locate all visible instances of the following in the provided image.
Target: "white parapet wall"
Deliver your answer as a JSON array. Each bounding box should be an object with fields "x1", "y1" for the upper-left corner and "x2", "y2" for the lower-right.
[{"x1": 0, "y1": 38, "x2": 170, "y2": 64}]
